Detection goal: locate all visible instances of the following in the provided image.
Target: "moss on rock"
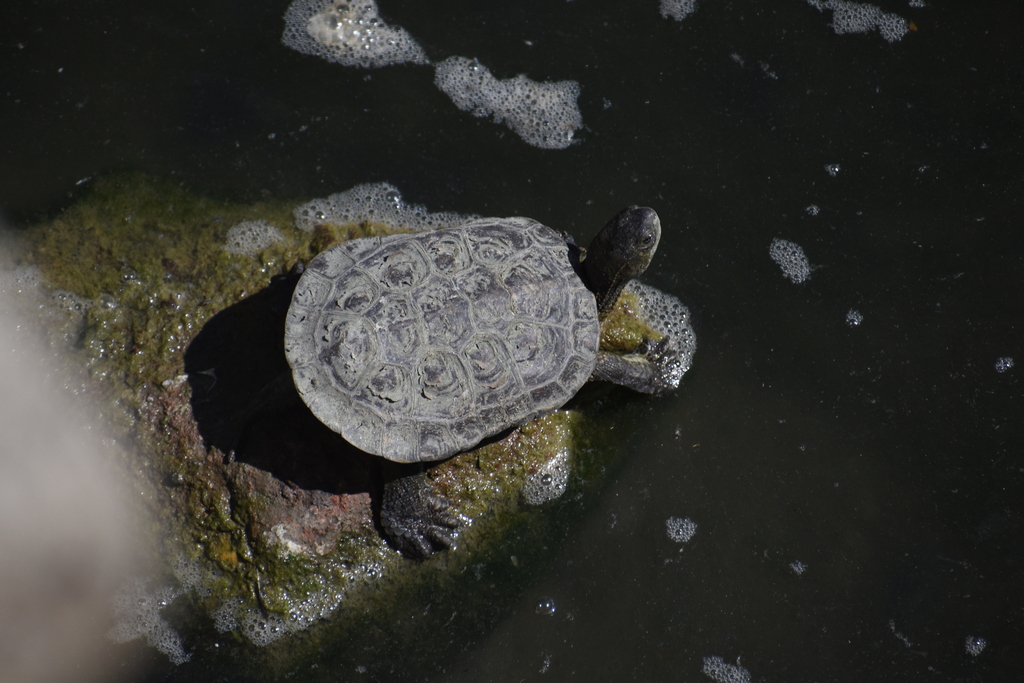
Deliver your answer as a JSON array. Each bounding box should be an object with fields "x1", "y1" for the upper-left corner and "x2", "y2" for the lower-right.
[{"x1": 5, "y1": 174, "x2": 672, "y2": 677}]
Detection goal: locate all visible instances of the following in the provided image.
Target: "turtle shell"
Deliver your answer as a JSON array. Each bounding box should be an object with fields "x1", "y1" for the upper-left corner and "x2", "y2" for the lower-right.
[{"x1": 284, "y1": 217, "x2": 601, "y2": 462}]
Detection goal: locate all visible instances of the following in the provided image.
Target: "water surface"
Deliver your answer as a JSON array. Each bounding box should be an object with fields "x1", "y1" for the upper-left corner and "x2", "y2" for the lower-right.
[{"x1": 2, "y1": 1, "x2": 1022, "y2": 680}]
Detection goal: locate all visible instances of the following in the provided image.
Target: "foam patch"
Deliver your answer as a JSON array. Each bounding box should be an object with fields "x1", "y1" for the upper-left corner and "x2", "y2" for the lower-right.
[
  {"x1": 224, "y1": 220, "x2": 285, "y2": 255},
  {"x1": 282, "y1": 0, "x2": 429, "y2": 68},
  {"x1": 293, "y1": 182, "x2": 471, "y2": 233},
  {"x1": 523, "y1": 447, "x2": 570, "y2": 505},
  {"x1": 434, "y1": 56, "x2": 582, "y2": 150},
  {"x1": 109, "y1": 578, "x2": 191, "y2": 665},
  {"x1": 806, "y1": 0, "x2": 909, "y2": 43},
  {"x1": 666, "y1": 516, "x2": 697, "y2": 543},
  {"x1": 624, "y1": 280, "x2": 697, "y2": 387},
  {"x1": 702, "y1": 656, "x2": 752, "y2": 683},
  {"x1": 769, "y1": 238, "x2": 811, "y2": 284},
  {"x1": 660, "y1": 0, "x2": 699, "y2": 21}
]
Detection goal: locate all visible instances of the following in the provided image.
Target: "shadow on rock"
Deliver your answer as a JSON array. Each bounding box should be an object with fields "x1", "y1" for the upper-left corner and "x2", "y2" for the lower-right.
[{"x1": 183, "y1": 270, "x2": 379, "y2": 497}]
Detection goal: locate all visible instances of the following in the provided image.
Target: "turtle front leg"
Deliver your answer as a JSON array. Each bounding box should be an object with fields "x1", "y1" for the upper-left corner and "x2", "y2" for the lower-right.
[
  {"x1": 381, "y1": 472, "x2": 463, "y2": 559},
  {"x1": 592, "y1": 337, "x2": 682, "y2": 395}
]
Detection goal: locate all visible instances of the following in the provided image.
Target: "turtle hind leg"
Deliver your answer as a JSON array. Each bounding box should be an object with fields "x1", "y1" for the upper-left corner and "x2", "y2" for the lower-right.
[
  {"x1": 381, "y1": 472, "x2": 463, "y2": 559},
  {"x1": 592, "y1": 337, "x2": 682, "y2": 395}
]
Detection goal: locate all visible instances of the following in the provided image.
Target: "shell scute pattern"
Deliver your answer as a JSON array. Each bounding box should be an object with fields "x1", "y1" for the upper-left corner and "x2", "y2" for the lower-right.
[
  {"x1": 413, "y1": 280, "x2": 474, "y2": 349},
  {"x1": 286, "y1": 218, "x2": 600, "y2": 462},
  {"x1": 454, "y1": 266, "x2": 512, "y2": 328},
  {"x1": 421, "y1": 230, "x2": 472, "y2": 274},
  {"x1": 332, "y1": 269, "x2": 380, "y2": 314},
  {"x1": 362, "y1": 240, "x2": 431, "y2": 291},
  {"x1": 319, "y1": 315, "x2": 376, "y2": 391}
]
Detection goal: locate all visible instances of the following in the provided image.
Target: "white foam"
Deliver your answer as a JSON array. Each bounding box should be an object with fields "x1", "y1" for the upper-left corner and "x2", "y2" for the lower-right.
[
  {"x1": 965, "y1": 635, "x2": 987, "y2": 656},
  {"x1": 224, "y1": 220, "x2": 285, "y2": 255},
  {"x1": 702, "y1": 656, "x2": 752, "y2": 683},
  {"x1": 230, "y1": 577, "x2": 348, "y2": 646},
  {"x1": 434, "y1": 56, "x2": 582, "y2": 150},
  {"x1": 624, "y1": 280, "x2": 697, "y2": 388},
  {"x1": 109, "y1": 578, "x2": 191, "y2": 665},
  {"x1": 846, "y1": 309, "x2": 863, "y2": 326},
  {"x1": 523, "y1": 447, "x2": 570, "y2": 505},
  {"x1": 240, "y1": 609, "x2": 290, "y2": 647},
  {"x1": 171, "y1": 555, "x2": 214, "y2": 596},
  {"x1": 769, "y1": 238, "x2": 812, "y2": 284},
  {"x1": 293, "y1": 182, "x2": 471, "y2": 232},
  {"x1": 212, "y1": 598, "x2": 243, "y2": 633},
  {"x1": 535, "y1": 598, "x2": 557, "y2": 616},
  {"x1": 660, "y1": 0, "x2": 699, "y2": 21},
  {"x1": 282, "y1": 0, "x2": 429, "y2": 68},
  {"x1": 790, "y1": 560, "x2": 808, "y2": 575},
  {"x1": 806, "y1": 0, "x2": 909, "y2": 43},
  {"x1": 666, "y1": 516, "x2": 697, "y2": 543},
  {"x1": 0, "y1": 264, "x2": 43, "y2": 298},
  {"x1": 995, "y1": 357, "x2": 1014, "y2": 373}
]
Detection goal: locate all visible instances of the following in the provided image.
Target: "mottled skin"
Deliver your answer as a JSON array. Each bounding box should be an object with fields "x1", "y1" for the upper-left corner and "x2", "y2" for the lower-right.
[
  {"x1": 583, "y1": 206, "x2": 677, "y2": 395},
  {"x1": 289, "y1": 206, "x2": 678, "y2": 558}
]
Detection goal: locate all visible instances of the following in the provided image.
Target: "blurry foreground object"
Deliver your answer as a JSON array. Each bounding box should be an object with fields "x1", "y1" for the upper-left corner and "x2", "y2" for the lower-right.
[{"x1": 0, "y1": 300, "x2": 135, "y2": 682}]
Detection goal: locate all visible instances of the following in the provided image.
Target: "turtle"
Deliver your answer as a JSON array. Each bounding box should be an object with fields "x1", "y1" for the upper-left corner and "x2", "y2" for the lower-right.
[{"x1": 283, "y1": 206, "x2": 679, "y2": 557}]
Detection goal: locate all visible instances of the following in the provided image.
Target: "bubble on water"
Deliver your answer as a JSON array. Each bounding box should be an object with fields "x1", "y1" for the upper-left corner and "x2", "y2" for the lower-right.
[
  {"x1": 660, "y1": 0, "x2": 699, "y2": 20},
  {"x1": 293, "y1": 182, "x2": 472, "y2": 233},
  {"x1": 805, "y1": 204, "x2": 820, "y2": 216},
  {"x1": 965, "y1": 635, "x2": 987, "y2": 656},
  {"x1": 434, "y1": 56, "x2": 582, "y2": 149},
  {"x1": 825, "y1": 163, "x2": 841, "y2": 176},
  {"x1": 0, "y1": 265, "x2": 94, "y2": 349},
  {"x1": 995, "y1": 357, "x2": 1014, "y2": 373},
  {"x1": 624, "y1": 280, "x2": 697, "y2": 389},
  {"x1": 846, "y1": 309, "x2": 863, "y2": 326},
  {"x1": 223, "y1": 220, "x2": 285, "y2": 255},
  {"x1": 666, "y1": 516, "x2": 697, "y2": 543},
  {"x1": 759, "y1": 62, "x2": 778, "y2": 80},
  {"x1": 805, "y1": 0, "x2": 909, "y2": 43},
  {"x1": 908, "y1": 0, "x2": 925, "y2": 7},
  {"x1": 523, "y1": 447, "x2": 570, "y2": 505},
  {"x1": 212, "y1": 598, "x2": 243, "y2": 633},
  {"x1": 790, "y1": 560, "x2": 808, "y2": 575},
  {"x1": 108, "y1": 578, "x2": 191, "y2": 665},
  {"x1": 240, "y1": 609, "x2": 289, "y2": 647},
  {"x1": 702, "y1": 656, "x2": 752, "y2": 683},
  {"x1": 536, "y1": 598, "x2": 557, "y2": 616},
  {"x1": 172, "y1": 556, "x2": 214, "y2": 596},
  {"x1": 769, "y1": 238, "x2": 812, "y2": 284},
  {"x1": 0, "y1": 264, "x2": 43, "y2": 298},
  {"x1": 282, "y1": 0, "x2": 430, "y2": 68}
]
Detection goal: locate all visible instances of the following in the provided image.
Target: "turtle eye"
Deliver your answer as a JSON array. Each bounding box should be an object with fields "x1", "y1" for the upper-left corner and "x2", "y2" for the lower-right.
[{"x1": 640, "y1": 232, "x2": 654, "y2": 246}]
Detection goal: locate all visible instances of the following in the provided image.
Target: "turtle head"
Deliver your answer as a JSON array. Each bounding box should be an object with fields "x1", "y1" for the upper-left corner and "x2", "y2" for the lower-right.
[{"x1": 584, "y1": 206, "x2": 661, "y2": 315}]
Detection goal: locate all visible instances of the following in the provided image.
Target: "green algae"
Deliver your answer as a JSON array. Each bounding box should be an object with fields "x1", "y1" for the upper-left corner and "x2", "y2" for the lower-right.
[
  {"x1": 600, "y1": 288, "x2": 663, "y2": 352},
  {"x1": 6, "y1": 174, "x2": 670, "y2": 677}
]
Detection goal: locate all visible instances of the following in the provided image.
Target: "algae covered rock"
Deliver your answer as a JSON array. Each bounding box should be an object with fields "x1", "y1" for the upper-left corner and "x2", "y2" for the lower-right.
[{"x1": 1, "y1": 174, "x2": 695, "y2": 675}]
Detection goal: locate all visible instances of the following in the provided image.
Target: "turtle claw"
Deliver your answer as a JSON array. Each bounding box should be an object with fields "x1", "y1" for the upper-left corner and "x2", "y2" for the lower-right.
[
  {"x1": 381, "y1": 473, "x2": 463, "y2": 559},
  {"x1": 637, "y1": 336, "x2": 683, "y2": 394}
]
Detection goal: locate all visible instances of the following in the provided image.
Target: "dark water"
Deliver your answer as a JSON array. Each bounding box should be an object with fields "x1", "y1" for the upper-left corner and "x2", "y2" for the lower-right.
[{"x1": 3, "y1": 1, "x2": 1022, "y2": 681}]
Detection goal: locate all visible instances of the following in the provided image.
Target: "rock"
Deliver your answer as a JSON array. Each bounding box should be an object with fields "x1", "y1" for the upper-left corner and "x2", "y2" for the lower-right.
[{"x1": 4, "y1": 174, "x2": 694, "y2": 675}]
